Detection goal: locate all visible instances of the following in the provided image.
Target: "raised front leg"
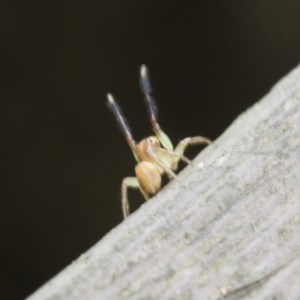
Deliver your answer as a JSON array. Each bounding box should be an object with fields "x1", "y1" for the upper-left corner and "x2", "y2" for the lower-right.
[{"x1": 140, "y1": 65, "x2": 174, "y2": 152}]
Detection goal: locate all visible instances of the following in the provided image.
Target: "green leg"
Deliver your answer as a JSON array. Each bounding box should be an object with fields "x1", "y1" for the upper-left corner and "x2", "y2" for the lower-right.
[
  {"x1": 121, "y1": 177, "x2": 149, "y2": 218},
  {"x1": 154, "y1": 123, "x2": 174, "y2": 152}
]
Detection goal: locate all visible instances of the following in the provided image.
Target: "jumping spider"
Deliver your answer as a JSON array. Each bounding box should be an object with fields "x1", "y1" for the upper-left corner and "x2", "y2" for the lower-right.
[{"x1": 107, "y1": 65, "x2": 211, "y2": 218}]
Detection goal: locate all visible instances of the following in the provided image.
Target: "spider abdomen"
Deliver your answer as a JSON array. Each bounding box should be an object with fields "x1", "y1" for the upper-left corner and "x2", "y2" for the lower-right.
[{"x1": 135, "y1": 161, "x2": 161, "y2": 196}]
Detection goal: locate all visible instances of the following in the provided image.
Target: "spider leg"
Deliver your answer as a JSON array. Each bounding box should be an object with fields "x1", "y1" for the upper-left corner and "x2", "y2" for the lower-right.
[
  {"x1": 107, "y1": 94, "x2": 138, "y2": 161},
  {"x1": 140, "y1": 65, "x2": 174, "y2": 151},
  {"x1": 121, "y1": 177, "x2": 149, "y2": 218},
  {"x1": 146, "y1": 148, "x2": 179, "y2": 180},
  {"x1": 155, "y1": 147, "x2": 192, "y2": 170},
  {"x1": 166, "y1": 151, "x2": 192, "y2": 165},
  {"x1": 172, "y1": 136, "x2": 212, "y2": 169},
  {"x1": 155, "y1": 158, "x2": 178, "y2": 179}
]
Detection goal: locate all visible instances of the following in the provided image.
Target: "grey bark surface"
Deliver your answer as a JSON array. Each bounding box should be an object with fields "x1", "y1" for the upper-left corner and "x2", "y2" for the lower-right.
[{"x1": 28, "y1": 65, "x2": 300, "y2": 300}]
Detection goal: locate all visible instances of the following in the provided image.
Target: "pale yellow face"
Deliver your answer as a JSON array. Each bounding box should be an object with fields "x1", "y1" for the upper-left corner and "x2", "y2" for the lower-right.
[
  {"x1": 135, "y1": 136, "x2": 161, "y2": 163},
  {"x1": 146, "y1": 136, "x2": 160, "y2": 145}
]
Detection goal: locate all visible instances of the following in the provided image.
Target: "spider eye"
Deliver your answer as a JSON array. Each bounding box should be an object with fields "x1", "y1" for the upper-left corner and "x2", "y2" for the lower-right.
[{"x1": 148, "y1": 137, "x2": 156, "y2": 144}]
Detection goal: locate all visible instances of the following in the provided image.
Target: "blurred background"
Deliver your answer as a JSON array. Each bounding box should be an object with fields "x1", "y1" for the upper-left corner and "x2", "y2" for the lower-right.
[{"x1": 1, "y1": 1, "x2": 299, "y2": 299}]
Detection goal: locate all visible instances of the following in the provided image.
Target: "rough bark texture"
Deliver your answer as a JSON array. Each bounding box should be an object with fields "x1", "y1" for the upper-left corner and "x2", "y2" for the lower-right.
[{"x1": 27, "y1": 65, "x2": 300, "y2": 300}]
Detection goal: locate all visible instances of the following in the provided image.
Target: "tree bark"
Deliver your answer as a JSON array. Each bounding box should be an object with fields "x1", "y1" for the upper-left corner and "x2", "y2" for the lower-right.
[{"x1": 27, "y1": 65, "x2": 300, "y2": 300}]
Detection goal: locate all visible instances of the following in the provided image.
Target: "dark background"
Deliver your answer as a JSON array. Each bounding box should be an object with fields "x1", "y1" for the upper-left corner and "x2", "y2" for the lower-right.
[{"x1": 1, "y1": 1, "x2": 299, "y2": 299}]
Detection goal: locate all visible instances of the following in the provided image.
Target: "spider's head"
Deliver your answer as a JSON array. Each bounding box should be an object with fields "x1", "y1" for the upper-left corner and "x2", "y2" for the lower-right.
[
  {"x1": 146, "y1": 136, "x2": 160, "y2": 146},
  {"x1": 136, "y1": 136, "x2": 161, "y2": 162}
]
